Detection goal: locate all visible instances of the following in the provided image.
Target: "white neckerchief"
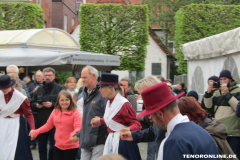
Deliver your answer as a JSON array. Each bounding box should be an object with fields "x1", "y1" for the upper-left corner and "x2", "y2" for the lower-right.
[
  {"x1": 103, "y1": 93, "x2": 128, "y2": 131},
  {"x1": 0, "y1": 89, "x2": 26, "y2": 118},
  {"x1": 158, "y1": 114, "x2": 189, "y2": 160}
]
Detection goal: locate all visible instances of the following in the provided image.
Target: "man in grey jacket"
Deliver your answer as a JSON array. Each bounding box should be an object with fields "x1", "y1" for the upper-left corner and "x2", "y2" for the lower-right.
[
  {"x1": 6, "y1": 65, "x2": 31, "y2": 100},
  {"x1": 74, "y1": 65, "x2": 108, "y2": 160},
  {"x1": 120, "y1": 77, "x2": 137, "y2": 112}
]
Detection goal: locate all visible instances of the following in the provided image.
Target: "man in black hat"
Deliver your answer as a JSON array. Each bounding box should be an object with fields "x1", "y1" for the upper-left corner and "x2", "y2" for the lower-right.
[{"x1": 204, "y1": 70, "x2": 240, "y2": 159}]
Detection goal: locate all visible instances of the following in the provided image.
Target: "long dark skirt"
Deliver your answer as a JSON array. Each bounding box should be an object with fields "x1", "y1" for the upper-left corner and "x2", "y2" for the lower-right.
[
  {"x1": 14, "y1": 116, "x2": 33, "y2": 160},
  {"x1": 118, "y1": 139, "x2": 142, "y2": 160}
]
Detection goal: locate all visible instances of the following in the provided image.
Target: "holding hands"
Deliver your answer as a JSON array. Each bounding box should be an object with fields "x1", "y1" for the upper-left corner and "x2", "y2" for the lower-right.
[
  {"x1": 119, "y1": 128, "x2": 133, "y2": 141},
  {"x1": 70, "y1": 133, "x2": 79, "y2": 143},
  {"x1": 29, "y1": 130, "x2": 36, "y2": 140},
  {"x1": 91, "y1": 116, "x2": 101, "y2": 127}
]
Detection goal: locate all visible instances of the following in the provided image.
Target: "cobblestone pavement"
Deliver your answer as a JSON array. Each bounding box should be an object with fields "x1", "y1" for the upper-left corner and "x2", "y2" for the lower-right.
[{"x1": 31, "y1": 142, "x2": 148, "y2": 160}]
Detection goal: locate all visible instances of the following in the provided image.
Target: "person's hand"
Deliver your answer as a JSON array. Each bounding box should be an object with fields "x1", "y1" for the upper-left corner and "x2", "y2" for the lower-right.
[
  {"x1": 207, "y1": 82, "x2": 214, "y2": 93},
  {"x1": 29, "y1": 130, "x2": 36, "y2": 140},
  {"x1": 33, "y1": 87, "x2": 38, "y2": 93},
  {"x1": 42, "y1": 101, "x2": 52, "y2": 108},
  {"x1": 119, "y1": 128, "x2": 133, "y2": 141},
  {"x1": 70, "y1": 134, "x2": 79, "y2": 142},
  {"x1": 220, "y1": 84, "x2": 229, "y2": 95},
  {"x1": 36, "y1": 103, "x2": 43, "y2": 109},
  {"x1": 91, "y1": 116, "x2": 101, "y2": 127}
]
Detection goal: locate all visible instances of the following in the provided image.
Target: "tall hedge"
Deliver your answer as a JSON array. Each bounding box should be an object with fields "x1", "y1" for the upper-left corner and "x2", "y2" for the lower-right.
[
  {"x1": 80, "y1": 4, "x2": 149, "y2": 71},
  {"x1": 175, "y1": 4, "x2": 240, "y2": 74},
  {"x1": 0, "y1": 2, "x2": 44, "y2": 30}
]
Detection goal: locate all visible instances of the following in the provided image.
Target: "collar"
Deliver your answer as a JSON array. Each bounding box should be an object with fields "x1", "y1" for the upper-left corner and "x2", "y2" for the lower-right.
[
  {"x1": 166, "y1": 113, "x2": 189, "y2": 137},
  {"x1": 4, "y1": 87, "x2": 14, "y2": 97},
  {"x1": 109, "y1": 95, "x2": 117, "y2": 104}
]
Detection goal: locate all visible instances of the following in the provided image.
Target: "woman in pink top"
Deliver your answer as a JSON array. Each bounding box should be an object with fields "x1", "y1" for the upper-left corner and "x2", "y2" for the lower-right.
[{"x1": 29, "y1": 90, "x2": 82, "y2": 160}]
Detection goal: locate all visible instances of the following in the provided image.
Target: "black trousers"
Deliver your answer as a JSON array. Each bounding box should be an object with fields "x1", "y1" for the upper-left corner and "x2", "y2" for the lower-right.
[
  {"x1": 54, "y1": 147, "x2": 79, "y2": 160},
  {"x1": 38, "y1": 127, "x2": 55, "y2": 160}
]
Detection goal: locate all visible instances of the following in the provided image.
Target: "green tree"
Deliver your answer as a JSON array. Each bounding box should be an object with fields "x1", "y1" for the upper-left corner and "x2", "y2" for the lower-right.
[
  {"x1": 142, "y1": 0, "x2": 240, "y2": 44},
  {"x1": 80, "y1": 4, "x2": 149, "y2": 71},
  {"x1": 175, "y1": 4, "x2": 240, "y2": 73},
  {"x1": 55, "y1": 71, "x2": 72, "y2": 85},
  {"x1": 0, "y1": 2, "x2": 44, "y2": 30}
]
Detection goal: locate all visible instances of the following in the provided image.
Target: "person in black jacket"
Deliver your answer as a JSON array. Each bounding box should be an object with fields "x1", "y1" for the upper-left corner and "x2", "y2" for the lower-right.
[{"x1": 31, "y1": 67, "x2": 65, "y2": 160}]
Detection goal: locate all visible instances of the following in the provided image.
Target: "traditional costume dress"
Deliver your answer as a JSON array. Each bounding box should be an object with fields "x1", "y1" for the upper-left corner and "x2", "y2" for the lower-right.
[
  {"x1": 0, "y1": 87, "x2": 35, "y2": 160},
  {"x1": 100, "y1": 92, "x2": 142, "y2": 160}
]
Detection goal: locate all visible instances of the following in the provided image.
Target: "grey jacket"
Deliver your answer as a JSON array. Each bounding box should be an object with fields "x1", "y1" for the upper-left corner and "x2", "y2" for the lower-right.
[
  {"x1": 126, "y1": 89, "x2": 137, "y2": 112},
  {"x1": 77, "y1": 85, "x2": 108, "y2": 149},
  {"x1": 19, "y1": 79, "x2": 31, "y2": 100}
]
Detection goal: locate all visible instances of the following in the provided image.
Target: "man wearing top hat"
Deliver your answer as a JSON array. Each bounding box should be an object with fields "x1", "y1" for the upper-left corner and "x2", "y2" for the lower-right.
[
  {"x1": 0, "y1": 75, "x2": 35, "y2": 160},
  {"x1": 122, "y1": 82, "x2": 220, "y2": 160}
]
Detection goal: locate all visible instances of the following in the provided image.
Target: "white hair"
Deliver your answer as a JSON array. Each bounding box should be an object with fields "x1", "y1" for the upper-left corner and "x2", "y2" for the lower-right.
[
  {"x1": 36, "y1": 70, "x2": 43, "y2": 76},
  {"x1": 135, "y1": 76, "x2": 160, "y2": 92},
  {"x1": 83, "y1": 65, "x2": 98, "y2": 78},
  {"x1": 6, "y1": 65, "x2": 19, "y2": 73},
  {"x1": 23, "y1": 76, "x2": 31, "y2": 83}
]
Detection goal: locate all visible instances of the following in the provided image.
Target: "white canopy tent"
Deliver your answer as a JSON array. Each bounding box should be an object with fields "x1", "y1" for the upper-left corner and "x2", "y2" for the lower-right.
[
  {"x1": 0, "y1": 28, "x2": 120, "y2": 73},
  {"x1": 181, "y1": 27, "x2": 240, "y2": 101}
]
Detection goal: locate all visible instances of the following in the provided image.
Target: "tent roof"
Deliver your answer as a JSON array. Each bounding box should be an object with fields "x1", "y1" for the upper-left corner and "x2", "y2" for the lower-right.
[
  {"x1": 0, "y1": 28, "x2": 80, "y2": 49},
  {"x1": 181, "y1": 27, "x2": 240, "y2": 60}
]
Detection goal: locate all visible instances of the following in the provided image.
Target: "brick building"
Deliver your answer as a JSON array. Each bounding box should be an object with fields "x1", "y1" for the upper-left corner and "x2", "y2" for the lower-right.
[{"x1": 52, "y1": 0, "x2": 78, "y2": 31}]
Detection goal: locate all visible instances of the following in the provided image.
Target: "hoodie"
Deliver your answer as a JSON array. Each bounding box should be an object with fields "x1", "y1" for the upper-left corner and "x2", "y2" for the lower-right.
[{"x1": 125, "y1": 89, "x2": 137, "y2": 112}]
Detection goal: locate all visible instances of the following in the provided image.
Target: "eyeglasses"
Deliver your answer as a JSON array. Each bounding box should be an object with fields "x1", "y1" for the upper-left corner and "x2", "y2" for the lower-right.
[{"x1": 44, "y1": 75, "x2": 53, "y2": 77}]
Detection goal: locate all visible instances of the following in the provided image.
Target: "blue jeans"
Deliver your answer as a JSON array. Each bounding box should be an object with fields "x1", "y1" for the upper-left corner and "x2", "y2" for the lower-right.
[
  {"x1": 227, "y1": 137, "x2": 240, "y2": 160},
  {"x1": 147, "y1": 141, "x2": 156, "y2": 160}
]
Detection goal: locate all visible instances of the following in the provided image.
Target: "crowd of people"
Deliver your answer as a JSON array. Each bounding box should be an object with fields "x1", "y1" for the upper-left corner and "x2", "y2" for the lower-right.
[{"x1": 0, "y1": 64, "x2": 240, "y2": 160}]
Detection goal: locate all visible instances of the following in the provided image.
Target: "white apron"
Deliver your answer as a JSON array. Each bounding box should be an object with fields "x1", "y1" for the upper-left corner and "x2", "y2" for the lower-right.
[
  {"x1": 0, "y1": 89, "x2": 26, "y2": 160},
  {"x1": 103, "y1": 93, "x2": 129, "y2": 155}
]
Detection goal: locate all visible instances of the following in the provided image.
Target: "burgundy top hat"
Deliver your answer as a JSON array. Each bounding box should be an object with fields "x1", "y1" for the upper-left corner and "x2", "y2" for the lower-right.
[
  {"x1": 137, "y1": 82, "x2": 184, "y2": 118},
  {"x1": 0, "y1": 75, "x2": 16, "y2": 90}
]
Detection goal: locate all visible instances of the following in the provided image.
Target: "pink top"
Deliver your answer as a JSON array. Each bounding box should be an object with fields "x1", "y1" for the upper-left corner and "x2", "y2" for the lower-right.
[
  {"x1": 100, "y1": 96, "x2": 141, "y2": 132},
  {"x1": 32, "y1": 109, "x2": 82, "y2": 150}
]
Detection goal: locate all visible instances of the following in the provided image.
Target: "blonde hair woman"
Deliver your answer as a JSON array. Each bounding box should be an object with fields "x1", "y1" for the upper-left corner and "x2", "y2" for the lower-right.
[
  {"x1": 9, "y1": 73, "x2": 27, "y2": 96},
  {"x1": 65, "y1": 77, "x2": 78, "y2": 97},
  {"x1": 91, "y1": 73, "x2": 141, "y2": 160}
]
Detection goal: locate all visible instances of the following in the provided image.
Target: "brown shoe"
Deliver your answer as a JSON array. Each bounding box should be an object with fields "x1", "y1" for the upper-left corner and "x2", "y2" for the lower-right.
[{"x1": 30, "y1": 145, "x2": 36, "y2": 150}]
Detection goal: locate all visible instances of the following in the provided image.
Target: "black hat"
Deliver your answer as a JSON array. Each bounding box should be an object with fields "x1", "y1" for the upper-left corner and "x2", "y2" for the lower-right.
[
  {"x1": 0, "y1": 75, "x2": 16, "y2": 90},
  {"x1": 219, "y1": 69, "x2": 232, "y2": 79},
  {"x1": 97, "y1": 73, "x2": 120, "y2": 85},
  {"x1": 187, "y1": 90, "x2": 199, "y2": 101},
  {"x1": 208, "y1": 76, "x2": 219, "y2": 82}
]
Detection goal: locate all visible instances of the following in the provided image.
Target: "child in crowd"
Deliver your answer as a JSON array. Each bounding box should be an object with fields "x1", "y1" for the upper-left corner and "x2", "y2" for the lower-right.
[{"x1": 29, "y1": 90, "x2": 82, "y2": 160}]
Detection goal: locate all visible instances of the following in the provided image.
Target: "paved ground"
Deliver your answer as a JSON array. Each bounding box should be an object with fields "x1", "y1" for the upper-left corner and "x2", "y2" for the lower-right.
[{"x1": 31, "y1": 142, "x2": 148, "y2": 160}]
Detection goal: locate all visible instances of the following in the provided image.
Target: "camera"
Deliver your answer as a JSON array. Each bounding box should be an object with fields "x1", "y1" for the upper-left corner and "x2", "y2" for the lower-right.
[{"x1": 213, "y1": 81, "x2": 221, "y2": 88}]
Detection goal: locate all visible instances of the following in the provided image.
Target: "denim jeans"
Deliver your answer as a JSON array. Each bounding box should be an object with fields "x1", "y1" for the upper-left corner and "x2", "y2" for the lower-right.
[{"x1": 147, "y1": 141, "x2": 156, "y2": 160}]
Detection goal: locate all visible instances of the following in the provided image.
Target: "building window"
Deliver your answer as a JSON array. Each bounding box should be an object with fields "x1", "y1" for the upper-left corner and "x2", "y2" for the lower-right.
[
  {"x1": 72, "y1": 18, "x2": 74, "y2": 27},
  {"x1": 152, "y1": 63, "x2": 161, "y2": 75},
  {"x1": 64, "y1": 15, "x2": 67, "y2": 31}
]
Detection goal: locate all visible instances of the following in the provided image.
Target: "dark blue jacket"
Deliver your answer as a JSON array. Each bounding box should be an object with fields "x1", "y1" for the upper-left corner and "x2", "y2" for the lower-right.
[
  {"x1": 132, "y1": 124, "x2": 166, "y2": 153},
  {"x1": 28, "y1": 81, "x2": 42, "y2": 97},
  {"x1": 163, "y1": 122, "x2": 219, "y2": 160}
]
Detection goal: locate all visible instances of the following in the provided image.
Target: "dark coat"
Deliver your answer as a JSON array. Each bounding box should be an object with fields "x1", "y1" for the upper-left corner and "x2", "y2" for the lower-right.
[
  {"x1": 30, "y1": 81, "x2": 65, "y2": 128},
  {"x1": 132, "y1": 124, "x2": 166, "y2": 153},
  {"x1": 77, "y1": 85, "x2": 108, "y2": 149},
  {"x1": 163, "y1": 122, "x2": 219, "y2": 160},
  {"x1": 28, "y1": 81, "x2": 42, "y2": 97},
  {"x1": 126, "y1": 89, "x2": 137, "y2": 112}
]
